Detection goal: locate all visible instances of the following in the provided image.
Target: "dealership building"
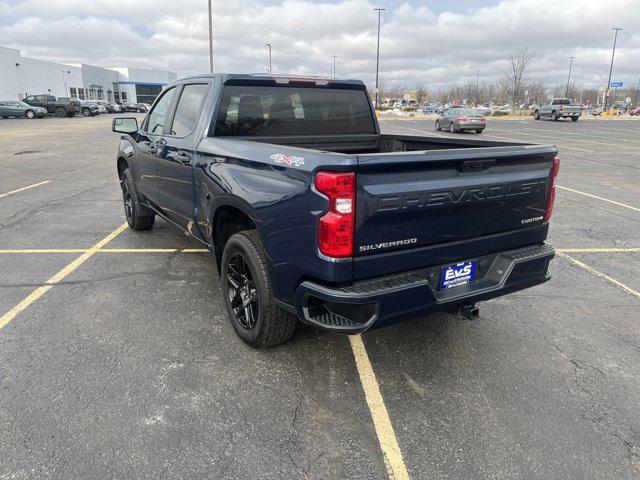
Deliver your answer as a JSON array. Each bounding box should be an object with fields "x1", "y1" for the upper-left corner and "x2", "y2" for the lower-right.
[{"x1": 0, "y1": 45, "x2": 177, "y2": 104}]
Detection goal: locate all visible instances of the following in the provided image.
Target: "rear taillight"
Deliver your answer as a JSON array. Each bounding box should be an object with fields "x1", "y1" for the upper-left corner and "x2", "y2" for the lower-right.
[
  {"x1": 458, "y1": 116, "x2": 468, "y2": 121},
  {"x1": 560, "y1": 105, "x2": 564, "y2": 111},
  {"x1": 480, "y1": 117, "x2": 486, "y2": 121},
  {"x1": 544, "y1": 157, "x2": 560, "y2": 221},
  {"x1": 315, "y1": 171, "x2": 355, "y2": 258}
]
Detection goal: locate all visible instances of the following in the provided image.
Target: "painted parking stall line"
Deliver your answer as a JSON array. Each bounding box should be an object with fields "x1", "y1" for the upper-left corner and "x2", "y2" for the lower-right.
[
  {"x1": 349, "y1": 334, "x2": 411, "y2": 480},
  {"x1": 557, "y1": 252, "x2": 640, "y2": 299},
  {"x1": 0, "y1": 222, "x2": 128, "y2": 331},
  {"x1": 557, "y1": 186, "x2": 640, "y2": 213},
  {"x1": 0, "y1": 180, "x2": 50, "y2": 199}
]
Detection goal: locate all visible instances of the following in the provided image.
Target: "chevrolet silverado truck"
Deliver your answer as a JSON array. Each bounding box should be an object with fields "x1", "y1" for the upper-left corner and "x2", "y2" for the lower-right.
[
  {"x1": 23, "y1": 94, "x2": 81, "y2": 117},
  {"x1": 112, "y1": 74, "x2": 558, "y2": 348},
  {"x1": 534, "y1": 98, "x2": 581, "y2": 121}
]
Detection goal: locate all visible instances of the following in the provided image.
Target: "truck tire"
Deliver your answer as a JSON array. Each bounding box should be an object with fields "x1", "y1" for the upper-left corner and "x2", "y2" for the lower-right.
[
  {"x1": 534, "y1": 110, "x2": 540, "y2": 120},
  {"x1": 82, "y1": 107, "x2": 91, "y2": 117},
  {"x1": 55, "y1": 107, "x2": 66, "y2": 118},
  {"x1": 551, "y1": 111, "x2": 559, "y2": 121},
  {"x1": 571, "y1": 116, "x2": 579, "y2": 122},
  {"x1": 475, "y1": 129, "x2": 483, "y2": 134},
  {"x1": 121, "y1": 169, "x2": 155, "y2": 230},
  {"x1": 25, "y1": 110, "x2": 35, "y2": 119},
  {"x1": 221, "y1": 230, "x2": 297, "y2": 348}
]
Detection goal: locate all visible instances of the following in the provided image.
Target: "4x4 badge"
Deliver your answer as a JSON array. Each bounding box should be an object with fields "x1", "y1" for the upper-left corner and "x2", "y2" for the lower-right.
[{"x1": 270, "y1": 153, "x2": 304, "y2": 167}]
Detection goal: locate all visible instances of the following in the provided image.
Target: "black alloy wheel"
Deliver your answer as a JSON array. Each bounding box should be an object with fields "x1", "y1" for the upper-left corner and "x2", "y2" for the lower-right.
[
  {"x1": 226, "y1": 252, "x2": 259, "y2": 330},
  {"x1": 121, "y1": 175, "x2": 134, "y2": 224}
]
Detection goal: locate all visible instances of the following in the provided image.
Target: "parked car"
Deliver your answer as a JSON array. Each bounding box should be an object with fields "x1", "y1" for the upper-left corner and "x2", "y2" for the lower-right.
[
  {"x1": 112, "y1": 73, "x2": 557, "y2": 348},
  {"x1": 59, "y1": 97, "x2": 99, "y2": 116},
  {"x1": 0, "y1": 100, "x2": 46, "y2": 119},
  {"x1": 435, "y1": 107, "x2": 486, "y2": 133},
  {"x1": 136, "y1": 103, "x2": 150, "y2": 112},
  {"x1": 534, "y1": 98, "x2": 581, "y2": 121},
  {"x1": 422, "y1": 106, "x2": 437, "y2": 114},
  {"x1": 23, "y1": 94, "x2": 81, "y2": 117},
  {"x1": 121, "y1": 102, "x2": 146, "y2": 113},
  {"x1": 92, "y1": 102, "x2": 107, "y2": 114},
  {"x1": 104, "y1": 102, "x2": 121, "y2": 113},
  {"x1": 629, "y1": 106, "x2": 640, "y2": 116}
]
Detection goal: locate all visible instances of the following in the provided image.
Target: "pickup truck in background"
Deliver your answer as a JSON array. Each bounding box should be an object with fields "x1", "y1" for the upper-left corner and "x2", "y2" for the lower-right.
[
  {"x1": 534, "y1": 98, "x2": 581, "y2": 121},
  {"x1": 113, "y1": 74, "x2": 558, "y2": 348},
  {"x1": 23, "y1": 94, "x2": 81, "y2": 117}
]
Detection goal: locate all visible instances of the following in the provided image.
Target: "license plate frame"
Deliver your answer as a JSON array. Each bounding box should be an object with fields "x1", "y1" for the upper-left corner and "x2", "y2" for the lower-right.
[{"x1": 439, "y1": 261, "x2": 477, "y2": 290}]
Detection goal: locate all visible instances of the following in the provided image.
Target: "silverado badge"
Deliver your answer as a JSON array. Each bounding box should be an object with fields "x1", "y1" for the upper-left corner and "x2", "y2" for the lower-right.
[{"x1": 270, "y1": 153, "x2": 305, "y2": 167}]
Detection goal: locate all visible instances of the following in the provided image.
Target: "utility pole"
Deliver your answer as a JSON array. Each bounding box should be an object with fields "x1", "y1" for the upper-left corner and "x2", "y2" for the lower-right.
[
  {"x1": 604, "y1": 27, "x2": 622, "y2": 111},
  {"x1": 475, "y1": 69, "x2": 479, "y2": 106},
  {"x1": 565, "y1": 56, "x2": 575, "y2": 99},
  {"x1": 207, "y1": 0, "x2": 214, "y2": 73},
  {"x1": 266, "y1": 43, "x2": 272, "y2": 73},
  {"x1": 373, "y1": 8, "x2": 385, "y2": 107},
  {"x1": 332, "y1": 56, "x2": 337, "y2": 78}
]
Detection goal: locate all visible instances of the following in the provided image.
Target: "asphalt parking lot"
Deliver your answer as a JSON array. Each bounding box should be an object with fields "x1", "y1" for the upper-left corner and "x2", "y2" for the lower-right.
[{"x1": 1, "y1": 114, "x2": 639, "y2": 479}]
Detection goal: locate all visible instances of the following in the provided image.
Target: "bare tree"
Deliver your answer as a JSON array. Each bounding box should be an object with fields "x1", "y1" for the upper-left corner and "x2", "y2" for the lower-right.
[
  {"x1": 505, "y1": 48, "x2": 534, "y2": 106},
  {"x1": 415, "y1": 83, "x2": 427, "y2": 105},
  {"x1": 526, "y1": 81, "x2": 547, "y2": 106}
]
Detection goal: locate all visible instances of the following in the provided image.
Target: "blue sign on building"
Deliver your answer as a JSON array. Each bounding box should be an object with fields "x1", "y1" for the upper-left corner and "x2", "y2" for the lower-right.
[{"x1": 610, "y1": 82, "x2": 623, "y2": 88}]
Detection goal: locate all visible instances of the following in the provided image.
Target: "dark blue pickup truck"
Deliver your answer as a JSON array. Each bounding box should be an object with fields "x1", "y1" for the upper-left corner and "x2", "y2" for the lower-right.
[{"x1": 112, "y1": 74, "x2": 558, "y2": 347}]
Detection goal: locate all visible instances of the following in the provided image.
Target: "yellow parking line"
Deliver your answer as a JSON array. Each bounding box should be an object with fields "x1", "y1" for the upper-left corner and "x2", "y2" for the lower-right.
[
  {"x1": 181, "y1": 248, "x2": 209, "y2": 253},
  {"x1": 556, "y1": 248, "x2": 640, "y2": 253},
  {"x1": 0, "y1": 222, "x2": 128, "y2": 331},
  {"x1": 557, "y1": 186, "x2": 640, "y2": 213},
  {"x1": 349, "y1": 334, "x2": 410, "y2": 480},
  {"x1": 0, "y1": 180, "x2": 50, "y2": 199},
  {"x1": 99, "y1": 248, "x2": 179, "y2": 253},
  {"x1": 557, "y1": 252, "x2": 640, "y2": 299}
]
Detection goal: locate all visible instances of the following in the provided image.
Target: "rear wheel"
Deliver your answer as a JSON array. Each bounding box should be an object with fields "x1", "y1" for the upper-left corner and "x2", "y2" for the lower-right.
[
  {"x1": 82, "y1": 107, "x2": 91, "y2": 117},
  {"x1": 475, "y1": 129, "x2": 483, "y2": 134},
  {"x1": 121, "y1": 169, "x2": 155, "y2": 230},
  {"x1": 25, "y1": 110, "x2": 35, "y2": 119},
  {"x1": 222, "y1": 230, "x2": 297, "y2": 348},
  {"x1": 55, "y1": 107, "x2": 66, "y2": 118},
  {"x1": 534, "y1": 110, "x2": 540, "y2": 120},
  {"x1": 435, "y1": 120, "x2": 441, "y2": 131},
  {"x1": 551, "y1": 111, "x2": 559, "y2": 121},
  {"x1": 449, "y1": 122, "x2": 456, "y2": 133},
  {"x1": 571, "y1": 116, "x2": 579, "y2": 122}
]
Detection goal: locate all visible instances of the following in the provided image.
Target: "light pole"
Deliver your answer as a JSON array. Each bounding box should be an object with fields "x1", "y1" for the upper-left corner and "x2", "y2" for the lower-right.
[
  {"x1": 373, "y1": 8, "x2": 385, "y2": 107},
  {"x1": 208, "y1": 0, "x2": 214, "y2": 73},
  {"x1": 266, "y1": 43, "x2": 272, "y2": 73},
  {"x1": 475, "y1": 69, "x2": 479, "y2": 106},
  {"x1": 604, "y1": 27, "x2": 622, "y2": 111},
  {"x1": 332, "y1": 56, "x2": 337, "y2": 78},
  {"x1": 565, "y1": 56, "x2": 575, "y2": 99}
]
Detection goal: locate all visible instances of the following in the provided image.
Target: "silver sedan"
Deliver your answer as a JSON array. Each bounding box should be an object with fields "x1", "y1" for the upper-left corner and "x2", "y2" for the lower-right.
[{"x1": 435, "y1": 108, "x2": 486, "y2": 134}]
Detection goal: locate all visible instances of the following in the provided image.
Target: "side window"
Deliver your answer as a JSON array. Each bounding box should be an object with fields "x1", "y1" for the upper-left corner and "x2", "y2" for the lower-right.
[
  {"x1": 145, "y1": 87, "x2": 176, "y2": 134},
  {"x1": 48, "y1": 95, "x2": 56, "y2": 102},
  {"x1": 169, "y1": 84, "x2": 209, "y2": 137},
  {"x1": 35, "y1": 95, "x2": 47, "y2": 102}
]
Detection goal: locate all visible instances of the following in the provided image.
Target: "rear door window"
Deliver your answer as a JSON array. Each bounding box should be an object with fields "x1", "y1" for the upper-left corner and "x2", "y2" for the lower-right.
[{"x1": 168, "y1": 83, "x2": 209, "y2": 137}]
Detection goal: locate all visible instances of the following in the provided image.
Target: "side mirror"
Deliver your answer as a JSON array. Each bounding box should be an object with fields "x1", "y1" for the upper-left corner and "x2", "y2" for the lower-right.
[{"x1": 112, "y1": 117, "x2": 138, "y2": 134}]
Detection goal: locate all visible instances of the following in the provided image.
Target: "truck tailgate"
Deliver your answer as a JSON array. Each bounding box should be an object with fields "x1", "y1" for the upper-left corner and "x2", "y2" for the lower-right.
[{"x1": 353, "y1": 145, "x2": 557, "y2": 279}]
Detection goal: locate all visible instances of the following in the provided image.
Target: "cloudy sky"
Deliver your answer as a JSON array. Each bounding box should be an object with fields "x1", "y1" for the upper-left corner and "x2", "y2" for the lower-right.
[{"x1": 0, "y1": 0, "x2": 638, "y2": 91}]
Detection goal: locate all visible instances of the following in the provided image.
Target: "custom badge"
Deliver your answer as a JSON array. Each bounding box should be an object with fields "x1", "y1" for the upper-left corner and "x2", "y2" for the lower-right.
[{"x1": 270, "y1": 153, "x2": 305, "y2": 167}]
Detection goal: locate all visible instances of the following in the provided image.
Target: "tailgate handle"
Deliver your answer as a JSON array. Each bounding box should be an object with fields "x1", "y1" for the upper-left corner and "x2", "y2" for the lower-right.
[{"x1": 457, "y1": 159, "x2": 495, "y2": 172}]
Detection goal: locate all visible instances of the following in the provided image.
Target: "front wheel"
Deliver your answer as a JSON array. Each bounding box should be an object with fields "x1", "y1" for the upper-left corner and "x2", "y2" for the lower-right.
[
  {"x1": 82, "y1": 108, "x2": 91, "y2": 117},
  {"x1": 55, "y1": 107, "x2": 66, "y2": 118},
  {"x1": 121, "y1": 169, "x2": 155, "y2": 230},
  {"x1": 25, "y1": 110, "x2": 35, "y2": 119},
  {"x1": 571, "y1": 116, "x2": 579, "y2": 122},
  {"x1": 222, "y1": 230, "x2": 297, "y2": 348},
  {"x1": 534, "y1": 111, "x2": 540, "y2": 120}
]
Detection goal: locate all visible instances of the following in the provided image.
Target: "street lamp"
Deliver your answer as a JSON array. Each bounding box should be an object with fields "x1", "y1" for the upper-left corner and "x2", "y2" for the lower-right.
[
  {"x1": 373, "y1": 8, "x2": 385, "y2": 107},
  {"x1": 332, "y1": 56, "x2": 337, "y2": 78},
  {"x1": 565, "y1": 56, "x2": 575, "y2": 99},
  {"x1": 604, "y1": 27, "x2": 622, "y2": 111},
  {"x1": 266, "y1": 43, "x2": 272, "y2": 73},
  {"x1": 208, "y1": 0, "x2": 214, "y2": 73}
]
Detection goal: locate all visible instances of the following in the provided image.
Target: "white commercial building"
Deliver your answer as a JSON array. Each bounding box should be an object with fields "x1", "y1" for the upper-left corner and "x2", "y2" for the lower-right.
[{"x1": 0, "y1": 45, "x2": 177, "y2": 104}]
